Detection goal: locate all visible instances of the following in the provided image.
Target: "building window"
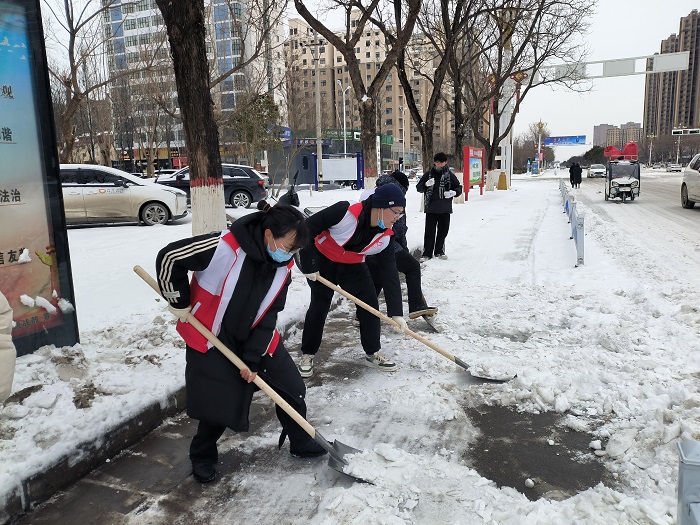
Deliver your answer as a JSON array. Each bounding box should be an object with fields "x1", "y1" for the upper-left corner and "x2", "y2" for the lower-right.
[
  {"x1": 321, "y1": 80, "x2": 326, "y2": 86},
  {"x1": 386, "y1": 119, "x2": 393, "y2": 125},
  {"x1": 366, "y1": 64, "x2": 371, "y2": 70},
  {"x1": 124, "y1": 18, "x2": 136, "y2": 30},
  {"x1": 386, "y1": 85, "x2": 392, "y2": 91},
  {"x1": 337, "y1": 56, "x2": 342, "y2": 62},
  {"x1": 137, "y1": 16, "x2": 149, "y2": 28},
  {"x1": 386, "y1": 97, "x2": 392, "y2": 103},
  {"x1": 366, "y1": 52, "x2": 370, "y2": 58},
  {"x1": 386, "y1": 108, "x2": 392, "y2": 115}
]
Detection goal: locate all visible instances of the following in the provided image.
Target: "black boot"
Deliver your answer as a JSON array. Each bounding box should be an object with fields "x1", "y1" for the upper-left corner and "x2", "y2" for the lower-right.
[
  {"x1": 192, "y1": 462, "x2": 216, "y2": 483},
  {"x1": 279, "y1": 430, "x2": 327, "y2": 458}
]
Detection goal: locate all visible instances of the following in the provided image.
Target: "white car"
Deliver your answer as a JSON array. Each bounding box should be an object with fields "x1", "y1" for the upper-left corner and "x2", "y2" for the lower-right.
[
  {"x1": 667, "y1": 163, "x2": 682, "y2": 172},
  {"x1": 59, "y1": 164, "x2": 188, "y2": 225},
  {"x1": 587, "y1": 164, "x2": 606, "y2": 178},
  {"x1": 681, "y1": 154, "x2": 700, "y2": 209}
]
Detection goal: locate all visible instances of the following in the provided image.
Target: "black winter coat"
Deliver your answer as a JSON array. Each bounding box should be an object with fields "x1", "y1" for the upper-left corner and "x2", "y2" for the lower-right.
[
  {"x1": 298, "y1": 199, "x2": 404, "y2": 317},
  {"x1": 156, "y1": 213, "x2": 293, "y2": 431},
  {"x1": 416, "y1": 166, "x2": 463, "y2": 214}
]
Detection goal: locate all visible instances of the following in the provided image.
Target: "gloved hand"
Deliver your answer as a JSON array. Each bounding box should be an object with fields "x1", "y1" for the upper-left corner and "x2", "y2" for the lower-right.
[
  {"x1": 168, "y1": 305, "x2": 191, "y2": 323},
  {"x1": 391, "y1": 315, "x2": 408, "y2": 333},
  {"x1": 425, "y1": 178, "x2": 435, "y2": 187},
  {"x1": 304, "y1": 271, "x2": 319, "y2": 281},
  {"x1": 444, "y1": 190, "x2": 456, "y2": 198}
]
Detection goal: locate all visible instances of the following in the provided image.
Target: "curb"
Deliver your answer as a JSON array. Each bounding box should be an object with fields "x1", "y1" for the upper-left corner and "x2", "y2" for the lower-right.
[{"x1": 2, "y1": 387, "x2": 186, "y2": 524}]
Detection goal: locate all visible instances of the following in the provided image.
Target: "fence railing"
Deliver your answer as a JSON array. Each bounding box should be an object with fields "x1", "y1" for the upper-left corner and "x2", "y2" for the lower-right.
[{"x1": 558, "y1": 180, "x2": 584, "y2": 267}]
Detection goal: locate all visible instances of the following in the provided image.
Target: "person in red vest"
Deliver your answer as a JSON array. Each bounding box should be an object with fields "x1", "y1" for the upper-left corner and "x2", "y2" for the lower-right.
[
  {"x1": 156, "y1": 201, "x2": 325, "y2": 484},
  {"x1": 297, "y1": 183, "x2": 408, "y2": 378}
]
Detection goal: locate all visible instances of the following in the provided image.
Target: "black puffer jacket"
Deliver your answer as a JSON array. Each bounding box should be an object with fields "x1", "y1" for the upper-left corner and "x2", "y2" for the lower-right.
[
  {"x1": 416, "y1": 166, "x2": 463, "y2": 214},
  {"x1": 155, "y1": 213, "x2": 293, "y2": 430}
]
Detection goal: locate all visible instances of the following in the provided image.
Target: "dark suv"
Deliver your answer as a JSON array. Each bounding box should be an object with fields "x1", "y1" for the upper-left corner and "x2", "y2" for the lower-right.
[{"x1": 155, "y1": 164, "x2": 268, "y2": 208}]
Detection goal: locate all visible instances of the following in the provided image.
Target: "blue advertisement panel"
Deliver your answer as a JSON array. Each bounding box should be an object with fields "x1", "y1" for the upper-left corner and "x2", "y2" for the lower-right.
[
  {"x1": 543, "y1": 135, "x2": 586, "y2": 146},
  {"x1": 0, "y1": 0, "x2": 79, "y2": 355}
]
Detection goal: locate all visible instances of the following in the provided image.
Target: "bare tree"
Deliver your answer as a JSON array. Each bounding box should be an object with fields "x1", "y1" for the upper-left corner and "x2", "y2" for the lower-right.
[
  {"x1": 394, "y1": 0, "x2": 481, "y2": 173},
  {"x1": 155, "y1": 0, "x2": 226, "y2": 234},
  {"x1": 42, "y1": 0, "x2": 165, "y2": 163},
  {"x1": 293, "y1": 0, "x2": 421, "y2": 182},
  {"x1": 455, "y1": 0, "x2": 595, "y2": 170}
]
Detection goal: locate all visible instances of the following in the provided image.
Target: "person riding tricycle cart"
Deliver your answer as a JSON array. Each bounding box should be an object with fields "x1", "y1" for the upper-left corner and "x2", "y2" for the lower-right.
[{"x1": 603, "y1": 142, "x2": 641, "y2": 203}]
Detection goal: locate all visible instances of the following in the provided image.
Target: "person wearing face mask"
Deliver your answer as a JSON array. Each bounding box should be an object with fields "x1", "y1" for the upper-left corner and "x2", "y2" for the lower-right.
[
  {"x1": 156, "y1": 200, "x2": 326, "y2": 485},
  {"x1": 296, "y1": 184, "x2": 408, "y2": 378},
  {"x1": 364, "y1": 172, "x2": 438, "y2": 320}
]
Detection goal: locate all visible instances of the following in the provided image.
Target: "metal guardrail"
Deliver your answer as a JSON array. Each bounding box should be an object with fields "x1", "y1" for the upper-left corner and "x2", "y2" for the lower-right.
[
  {"x1": 678, "y1": 441, "x2": 700, "y2": 525},
  {"x1": 558, "y1": 180, "x2": 584, "y2": 266}
]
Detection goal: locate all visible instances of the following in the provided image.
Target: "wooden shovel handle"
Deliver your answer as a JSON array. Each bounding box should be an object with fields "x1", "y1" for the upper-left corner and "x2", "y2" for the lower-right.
[
  {"x1": 315, "y1": 275, "x2": 459, "y2": 365},
  {"x1": 133, "y1": 265, "x2": 317, "y2": 438}
]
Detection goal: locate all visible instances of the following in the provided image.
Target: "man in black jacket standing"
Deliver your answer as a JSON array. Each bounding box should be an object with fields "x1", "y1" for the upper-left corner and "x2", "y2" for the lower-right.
[{"x1": 416, "y1": 152, "x2": 463, "y2": 260}]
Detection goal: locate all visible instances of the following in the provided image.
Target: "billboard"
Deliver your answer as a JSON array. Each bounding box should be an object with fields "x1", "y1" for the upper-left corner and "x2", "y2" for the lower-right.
[
  {"x1": 0, "y1": 0, "x2": 79, "y2": 355},
  {"x1": 543, "y1": 135, "x2": 587, "y2": 146}
]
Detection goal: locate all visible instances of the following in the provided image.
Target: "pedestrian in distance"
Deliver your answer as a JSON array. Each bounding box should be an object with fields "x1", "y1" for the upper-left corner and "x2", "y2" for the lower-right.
[
  {"x1": 0, "y1": 291, "x2": 16, "y2": 403},
  {"x1": 416, "y1": 152, "x2": 463, "y2": 260},
  {"x1": 297, "y1": 183, "x2": 409, "y2": 378},
  {"x1": 156, "y1": 200, "x2": 326, "y2": 484},
  {"x1": 569, "y1": 162, "x2": 582, "y2": 188},
  {"x1": 363, "y1": 171, "x2": 438, "y2": 320}
]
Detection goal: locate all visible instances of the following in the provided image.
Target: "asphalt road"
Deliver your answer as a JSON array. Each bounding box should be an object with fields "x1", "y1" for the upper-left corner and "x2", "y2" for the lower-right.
[{"x1": 571, "y1": 170, "x2": 700, "y2": 263}]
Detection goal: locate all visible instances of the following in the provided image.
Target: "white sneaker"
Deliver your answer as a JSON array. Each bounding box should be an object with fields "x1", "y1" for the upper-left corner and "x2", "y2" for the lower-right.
[
  {"x1": 298, "y1": 354, "x2": 314, "y2": 378},
  {"x1": 365, "y1": 352, "x2": 397, "y2": 372},
  {"x1": 436, "y1": 254, "x2": 448, "y2": 260}
]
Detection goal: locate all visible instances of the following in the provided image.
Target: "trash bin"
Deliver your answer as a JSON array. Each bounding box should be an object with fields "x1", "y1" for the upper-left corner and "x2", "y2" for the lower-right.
[{"x1": 677, "y1": 441, "x2": 700, "y2": 525}]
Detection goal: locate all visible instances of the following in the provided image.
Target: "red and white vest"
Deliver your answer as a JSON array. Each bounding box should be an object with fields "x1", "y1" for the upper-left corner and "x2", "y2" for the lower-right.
[
  {"x1": 315, "y1": 203, "x2": 394, "y2": 263},
  {"x1": 177, "y1": 230, "x2": 294, "y2": 354}
]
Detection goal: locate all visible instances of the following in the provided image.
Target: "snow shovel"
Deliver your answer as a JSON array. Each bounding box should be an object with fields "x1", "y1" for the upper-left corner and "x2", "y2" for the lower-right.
[
  {"x1": 133, "y1": 266, "x2": 367, "y2": 482},
  {"x1": 315, "y1": 275, "x2": 515, "y2": 383}
]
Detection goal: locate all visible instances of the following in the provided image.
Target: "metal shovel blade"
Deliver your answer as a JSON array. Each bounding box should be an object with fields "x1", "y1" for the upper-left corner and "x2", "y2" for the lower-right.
[
  {"x1": 314, "y1": 431, "x2": 370, "y2": 483},
  {"x1": 454, "y1": 356, "x2": 516, "y2": 383}
]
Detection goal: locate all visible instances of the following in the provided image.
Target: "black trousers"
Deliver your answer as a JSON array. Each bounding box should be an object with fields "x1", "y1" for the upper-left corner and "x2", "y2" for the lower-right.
[
  {"x1": 367, "y1": 248, "x2": 424, "y2": 313},
  {"x1": 423, "y1": 213, "x2": 451, "y2": 258},
  {"x1": 189, "y1": 344, "x2": 308, "y2": 466},
  {"x1": 301, "y1": 255, "x2": 380, "y2": 356}
]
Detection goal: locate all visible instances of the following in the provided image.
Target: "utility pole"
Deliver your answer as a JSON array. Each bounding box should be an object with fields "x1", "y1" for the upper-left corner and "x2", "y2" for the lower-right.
[
  {"x1": 314, "y1": 32, "x2": 323, "y2": 191},
  {"x1": 337, "y1": 80, "x2": 351, "y2": 156},
  {"x1": 401, "y1": 106, "x2": 405, "y2": 171}
]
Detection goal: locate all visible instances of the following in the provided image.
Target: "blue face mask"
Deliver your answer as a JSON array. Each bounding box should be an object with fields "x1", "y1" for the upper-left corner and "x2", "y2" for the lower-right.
[
  {"x1": 267, "y1": 239, "x2": 294, "y2": 262},
  {"x1": 377, "y1": 209, "x2": 386, "y2": 230}
]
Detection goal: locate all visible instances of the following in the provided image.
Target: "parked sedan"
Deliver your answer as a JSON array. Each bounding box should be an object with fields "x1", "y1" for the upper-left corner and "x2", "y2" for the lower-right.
[
  {"x1": 155, "y1": 164, "x2": 268, "y2": 208},
  {"x1": 586, "y1": 164, "x2": 606, "y2": 178},
  {"x1": 667, "y1": 163, "x2": 682, "y2": 172},
  {"x1": 59, "y1": 164, "x2": 188, "y2": 225},
  {"x1": 681, "y1": 154, "x2": 700, "y2": 209}
]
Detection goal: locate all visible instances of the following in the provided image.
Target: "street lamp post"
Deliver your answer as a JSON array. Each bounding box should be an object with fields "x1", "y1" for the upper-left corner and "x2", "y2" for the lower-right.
[
  {"x1": 337, "y1": 80, "x2": 351, "y2": 156},
  {"x1": 400, "y1": 106, "x2": 406, "y2": 171},
  {"x1": 313, "y1": 33, "x2": 323, "y2": 191}
]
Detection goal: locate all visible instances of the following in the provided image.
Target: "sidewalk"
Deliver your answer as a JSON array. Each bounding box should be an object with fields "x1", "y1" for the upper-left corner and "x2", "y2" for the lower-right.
[{"x1": 2, "y1": 177, "x2": 689, "y2": 523}]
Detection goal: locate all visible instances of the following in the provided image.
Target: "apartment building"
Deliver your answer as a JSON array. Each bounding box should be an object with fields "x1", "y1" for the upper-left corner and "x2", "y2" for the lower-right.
[
  {"x1": 102, "y1": 0, "x2": 286, "y2": 169},
  {"x1": 643, "y1": 10, "x2": 700, "y2": 139},
  {"x1": 603, "y1": 122, "x2": 642, "y2": 149},
  {"x1": 286, "y1": 16, "x2": 460, "y2": 169}
]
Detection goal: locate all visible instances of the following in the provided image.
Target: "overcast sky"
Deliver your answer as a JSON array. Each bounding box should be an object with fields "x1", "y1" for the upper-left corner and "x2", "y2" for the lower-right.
[{"x1": 514, "y1": 0, "x2": 700, "y2": 159}]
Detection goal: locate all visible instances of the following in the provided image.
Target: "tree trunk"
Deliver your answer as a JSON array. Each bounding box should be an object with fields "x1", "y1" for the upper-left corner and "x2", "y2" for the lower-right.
[
  {"x1": 157, "y1": 0, "x2": 226, "y2": 236},
  {"x1": 359, "y1": 100, "x2": 378, "y2": 187}
]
